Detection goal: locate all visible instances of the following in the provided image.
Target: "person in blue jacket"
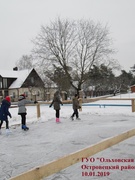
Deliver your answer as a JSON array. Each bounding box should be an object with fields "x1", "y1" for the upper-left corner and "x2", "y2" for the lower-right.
[{"x1": 0, "y1": 96, "x2": 12, "y2": 135}]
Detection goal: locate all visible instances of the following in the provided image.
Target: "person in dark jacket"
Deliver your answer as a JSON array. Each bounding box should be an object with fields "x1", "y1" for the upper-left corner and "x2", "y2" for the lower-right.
[
  {"x1": 71, "y1": 94, "x2": 81, "y2": 120},
  {"x1": 49, "y1": 91, "x2": 63, "y2": 123},
  {"x1": 0, "y1": 96, "x2": 12, "y2": 135},
  {"x1": 18, "y1": 94, "x2": 36, "y2": 130}
]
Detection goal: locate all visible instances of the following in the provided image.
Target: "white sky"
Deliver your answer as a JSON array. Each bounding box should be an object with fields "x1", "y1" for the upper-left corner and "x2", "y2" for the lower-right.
[{"x1": 0, "y1": 0, "x2": 135, "y2": 73}]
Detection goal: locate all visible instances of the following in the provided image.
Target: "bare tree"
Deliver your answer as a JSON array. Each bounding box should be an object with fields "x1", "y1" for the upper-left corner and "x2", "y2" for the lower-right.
[
  {"x1": 130, "y1": 64, "x2": 135, "y2": 73},
  {"x1": 16, "y1": 55, "x2": 34, "y2": 70},
  {"x1": 32, "y1": 17, "x2": 118, "y2": 92}
]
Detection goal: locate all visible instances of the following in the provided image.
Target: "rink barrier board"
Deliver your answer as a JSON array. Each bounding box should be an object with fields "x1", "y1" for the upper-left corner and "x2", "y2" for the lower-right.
[
  {"x1": 10, "y1": 98, "x2": 135, "y2": 119},
  {"x1": 34, "y1": 98, "x2": 135, "y2": 116},
  {"x1": 9, "y1": 128, "x2": 135, "y2": 180}
]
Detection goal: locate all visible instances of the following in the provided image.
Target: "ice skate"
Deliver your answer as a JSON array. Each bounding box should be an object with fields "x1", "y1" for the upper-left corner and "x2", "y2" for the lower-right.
[
  {"x1": 6, "y1": 129, "x2": 11, "y2": 135},
  {"x1": 70, "y1": 116, "x2": 74, "y2": 121},
  {"x1": 22, "y1": 125, "x2": 29, "y2": 131},
  {"x1": 56, "y1": 118, "x2": 61, "y2": 123}
]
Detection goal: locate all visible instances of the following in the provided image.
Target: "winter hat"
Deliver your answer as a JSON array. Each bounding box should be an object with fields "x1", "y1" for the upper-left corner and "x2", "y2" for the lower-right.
[
  {"x1": 21, "y1": 94, "x2": 26, "y2": 97},
  {"x1": 5, "y1": 96, "x2": 11, "y2": 102}
]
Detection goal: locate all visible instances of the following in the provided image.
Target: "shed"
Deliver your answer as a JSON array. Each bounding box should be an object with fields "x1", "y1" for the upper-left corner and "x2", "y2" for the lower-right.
[{"x1": 130, "y1": 85, "x2": 135, "y2": 93}]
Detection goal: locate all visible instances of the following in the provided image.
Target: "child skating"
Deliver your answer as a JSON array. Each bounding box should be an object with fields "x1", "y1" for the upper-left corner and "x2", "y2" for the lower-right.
[
  {"x1": 71, "y1": 94, "x2": 81, "y2": 120},
  {"x1": 0, "y1": 96, "x2": 12, "y2": 135},
  {"x1": 18, "y1": 94, "x2": 37, "y2": 130},
  {"x1": 49, "y1": 91, "x2": 63, "y2": 123}
]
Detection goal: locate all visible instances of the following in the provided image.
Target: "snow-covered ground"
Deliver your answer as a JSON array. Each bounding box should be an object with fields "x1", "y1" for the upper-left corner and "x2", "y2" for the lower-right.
[{"x1": 1, "y1": 93, "x2": 135, "y2": 180}]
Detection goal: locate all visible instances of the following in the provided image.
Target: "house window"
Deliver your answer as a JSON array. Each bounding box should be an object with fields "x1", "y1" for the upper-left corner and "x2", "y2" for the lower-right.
[
  {"x1": 0, "y1": 82, "x2": 2, "y2": 89},
  {"x1": 0, "y1": 91, "x2": 2, "y2": 96},
  {"x1": 3, "y1": 78, "x2": 7, "y2": 88},
  {"x1": 37, "y1": 91, "x2": 40, "y2": 96},
  {"x1": 0, "y1": 77, "x2": 2, "y2": 88},
  {"x1": 13, "y1": 92, "x2": 16, "y2": 98},
  {"x1": 31, "y1": 77, "x2": 34, "y2": 84}
]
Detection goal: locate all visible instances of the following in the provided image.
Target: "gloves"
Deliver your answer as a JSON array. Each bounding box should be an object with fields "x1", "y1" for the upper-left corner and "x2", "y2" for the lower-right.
[
  {"x1": 49, "y1": 105, "x2": 52, "y2": 108},
  {"x1": 34, "y1": 101, "x2": 38, "y2": 104}
]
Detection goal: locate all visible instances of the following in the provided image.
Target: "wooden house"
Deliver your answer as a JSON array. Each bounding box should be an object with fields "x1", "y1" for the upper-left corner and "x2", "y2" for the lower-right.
[
  {"x1": 0, "y1": 68, "x2": 45, "y2": 102},
  {"x1": 131, "y1": 85, "x2": 135, "y2": 93}
]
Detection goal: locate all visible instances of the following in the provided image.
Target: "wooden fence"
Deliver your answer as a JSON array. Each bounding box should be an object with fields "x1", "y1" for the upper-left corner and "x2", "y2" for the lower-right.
[
  {"x1": 9, "y1": 128, "x2": 135, "y2": 180},
  {"x1": 34, "y1": 98, "x2": 135, "y2": 118},
  {"x1": 11, "y1": 98, "x2": 135, "y2": 120}
]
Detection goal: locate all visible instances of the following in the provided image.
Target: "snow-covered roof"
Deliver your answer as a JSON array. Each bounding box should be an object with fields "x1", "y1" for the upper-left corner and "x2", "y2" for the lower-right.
[
  {"x1": 130, "y1": 84, "x2": 135, "y2": 87},
  {"x1": 9, "y1": 69, "x2": 33, "y2": 89},
  {"x1": 0, "y1": 69, "x2": 18, "y2": 78},
  {"x1": 0, "y1": 69, "x2": 33, "y2": 89}
]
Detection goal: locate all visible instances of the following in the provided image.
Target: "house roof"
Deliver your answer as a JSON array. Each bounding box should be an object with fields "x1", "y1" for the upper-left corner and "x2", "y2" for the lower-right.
[
  {"x1": 130, "y1": 85, "x2": 135, "y2": 88},
  {"x1": 9, "y1": 69, "x2": 33, "y2": 89},
  {"x1": 0, "y1": 69, "x2": 18, "y2": 78},
  {"x1": 0, "y1": 69, "x2": 33, "y2": 89}
]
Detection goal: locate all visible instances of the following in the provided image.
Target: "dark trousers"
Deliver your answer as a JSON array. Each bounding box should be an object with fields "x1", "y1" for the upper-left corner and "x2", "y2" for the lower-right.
[
  {"x1": 56, "y1": 110, "x2": 60, "y2": 118},
  {"x1": 20, "y1": 113, "x2": 26, "y2": 125},
  {"x1": 0, "y1": 120, "x2": 9, "y2": 129},
  {"x1": 71, "y1": 109, "x2": 79, "y2": 118}
]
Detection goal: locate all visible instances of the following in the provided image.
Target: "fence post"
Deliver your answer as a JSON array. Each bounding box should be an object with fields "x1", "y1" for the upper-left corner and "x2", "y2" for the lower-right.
[
  {"x1": 37, "y1": 103, "x2": 41, "y2": 118},
  {"x1": 131, "y1": 99, "x2": 135, "y2": 112},
  {"x1": 79, "y1": 98, "x2": 82, "y2": 111}
]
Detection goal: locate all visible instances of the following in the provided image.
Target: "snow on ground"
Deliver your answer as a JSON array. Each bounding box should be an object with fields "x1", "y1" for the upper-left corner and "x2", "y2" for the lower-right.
[{"x1": 1, "y1": 93, "x2": 135, "y2": 180}]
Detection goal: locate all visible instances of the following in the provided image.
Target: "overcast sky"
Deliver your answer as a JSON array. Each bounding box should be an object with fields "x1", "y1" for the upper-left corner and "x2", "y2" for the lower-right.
[{"x1": 0, "y1": 0, "x2": 135, "y2": 74}]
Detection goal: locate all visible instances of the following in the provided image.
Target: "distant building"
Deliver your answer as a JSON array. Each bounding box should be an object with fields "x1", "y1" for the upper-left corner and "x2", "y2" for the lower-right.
[
  {"x1": 131, "y1": 85, "x2": 135, "y2": 93},
  {"x1": 0, "y1": 68, "x2": 45, "y2": 102}
]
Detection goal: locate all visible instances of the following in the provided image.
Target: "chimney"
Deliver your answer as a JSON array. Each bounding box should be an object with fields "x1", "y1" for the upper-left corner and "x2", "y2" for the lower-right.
[{"x1": 13, "y1": 67, "x2": 18, "y2": 71}]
